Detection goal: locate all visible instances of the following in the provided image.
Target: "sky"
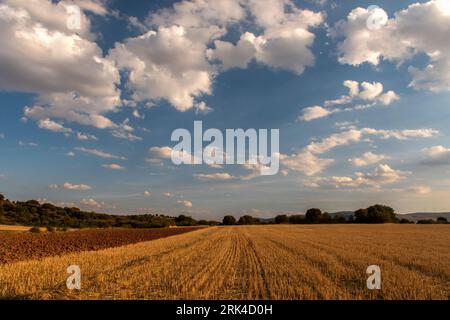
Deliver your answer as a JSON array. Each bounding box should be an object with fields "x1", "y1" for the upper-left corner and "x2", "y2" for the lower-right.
[{"x1": 1, "y1": 0, "x2": 450, "y2": 219}]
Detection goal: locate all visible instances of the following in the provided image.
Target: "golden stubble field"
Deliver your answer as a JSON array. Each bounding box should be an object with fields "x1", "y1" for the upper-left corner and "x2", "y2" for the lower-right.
[{"x1": 0, "y1": 225, "x2": 449, "y2": 300}]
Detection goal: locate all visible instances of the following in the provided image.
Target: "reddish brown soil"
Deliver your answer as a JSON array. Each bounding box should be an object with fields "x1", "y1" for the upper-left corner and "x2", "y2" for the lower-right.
[{"x1": 0, "y1": 227, "x2": 200, "y2": 264}]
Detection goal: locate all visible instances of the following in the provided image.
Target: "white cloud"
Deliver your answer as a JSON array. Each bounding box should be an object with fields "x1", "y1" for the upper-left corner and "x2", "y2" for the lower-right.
[
  {"x1": 143, "y1": 190, "x2": 152, "y2": 196},
  {"x1": 76, "y1": 132, "x2": 98, "y2": 141},
  {"x1": 300, "y1": 80, "x2": 399, "y2": 122},
  {"x1": 163, "y1": 192, "x2": 174, "y2": 197},
  {"x1": 37, "y1": 118, "x2": 98, "y2": 141},
  {"x1": 208, "y1": 1, "x2": 324, "y2": 75},
  {"x1": 0, "y1": 0, "x2": 121, "y2": 129},
  {"x1": 0, "y1": 133, "x2": 5, "y2": 139},
  {"x1": 111, "y1": 118, "x2": 142, "y2": 142},
  {"x1": 149, "y1": 145, "x2": 205, "y2": 165},
  {"x1": 281, "y1": 127, "x2": 437, "y2": 176},
  {"x1": 406, "y1": 185, "x2": 432, "y2": 195},
  {"x1": 177, "y1": 200, "x2": 193, "y2": 208},
  {"x1": 423, "y1": 145, "x2": 450, "y2": 157},
  {"x1": 109, "y1": 0, "x2": 323, "y2": 112},
  {"x1": 362, "y1": 128, "x2": 438, "y2": 140},
  {"x1": 65, "y1": 151, "x2": 75, "y2": 157},
  {"x1": 349, "y1": 152, "x2": 388, "y2": 167},
  {"x1": 81, "y1": 198, "x2": 104, "y2": 208},
  {"x1": 75, "y1": 147, "x2": 127, "y2": 160},
  {"x1": 72, "y1": 0, "x2": 109, "y2": 16},
  {"x1": 149, "y1": 146, "x2": 173, "y2": 159},
  {"x1": 422, "y1": 145, "x2": 450, "y2": 165},
  {"x1": 109, "y1": 25, "x2": 213, "y2": 112},
  {"x1": 194, "y1": 101, "x2": 213, "y2": 115},
  {"x1": 207, "y1": 34, "x2": 256, "y2": 70},
  {"x1": 102, "y1": 164, "x2": 125, "y2": 170},
  {"x1": 50, "y1": 182, "x2": 92, "y2": 190},
  {"x1": 194, "y1": 172, "x2": 235, "y2": 181},
  {"x1": 306, "y1": 164, "x2": 410, "y2": 189},
  {"x1": 281, "y1": 151, "x2": 334, "y2": 177},
  {"x1": 331, "y1": 1, "x2": 450, "y2": 92},
  {"x1": 300, "y1": 106, "x2": 333, "y2": 121},
  {"x1": 18, "y1": 141, "x2": 38, "y2": 147},
  {"x1": 37, "y1": 118, "x2": 72, "y2": 134}
]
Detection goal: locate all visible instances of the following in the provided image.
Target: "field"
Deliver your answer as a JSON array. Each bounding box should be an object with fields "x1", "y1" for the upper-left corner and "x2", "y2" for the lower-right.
[
  {"x1": 0, "y1": 227, "x2": 200, "y2": 264},
  {"x1": 0, "y1": 225, "x2": 448, "y2": 300}
]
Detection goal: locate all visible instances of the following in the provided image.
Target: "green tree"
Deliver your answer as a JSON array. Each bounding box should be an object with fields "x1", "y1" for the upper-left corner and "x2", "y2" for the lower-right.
[
  {"x1": 354, "y1": 205, "x2": 396, "y2": 223},
  {"x1": 289, "y1": 215, "x2": 305, "y2": 224},
  {"x1": 238, "y1": 215, "x2": 259, "y2": 225},
  {"x1": 319, "y1": 212, "x2": 332, "y2": 224},
  {"x1": 305, "y1": 208, "x2": 322, "y2": 223},
  {"x1": 275, "y1": 215, "x2": 289, "y2": 224},
  {"x1": 437, "y1": 217, "x2": 448, "y2": 224},
  {"x1": 222, "y1": 215, "x2": 236, "y2": 225},
  {"x1": 354, "y1": 208, "x2": 368, "y2": 223}
]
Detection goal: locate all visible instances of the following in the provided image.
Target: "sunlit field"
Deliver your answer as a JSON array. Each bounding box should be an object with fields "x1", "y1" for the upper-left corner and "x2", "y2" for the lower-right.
[{"x1": 0, "y1": 225, "x2": 448, "y2": 300}]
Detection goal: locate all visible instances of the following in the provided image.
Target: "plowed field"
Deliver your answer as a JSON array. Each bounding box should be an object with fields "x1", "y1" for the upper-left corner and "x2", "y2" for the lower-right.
[{"x1": 0, "y1": 227, "x2": 200, "y2": 264}]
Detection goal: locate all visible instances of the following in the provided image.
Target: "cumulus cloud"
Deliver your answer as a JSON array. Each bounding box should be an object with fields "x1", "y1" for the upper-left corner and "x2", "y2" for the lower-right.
[
  {"x1": 143, "y1": 190, "x2": 152, "y2": 196},
  {"x1": 75, "y1": 147, "x2": 127, "y2": 160},
  {"x1": 109, "y1": 0, "x2": 323, "y2": 112},
  {"x1": 305, "y1": 164, "x2": 410, "y2": 189},
  {"x1": 102, "y1": 164, "x2": 125, "y2": 170},
  {"x1": 422, "y1": 145, "x2": 450, "y2": 165},
  {"x1": 81, "y1": 198, "x2": 104, "y2": 208},
  {"x1": 331, "y1": 1, "x2": 450, "y2": 92},
  {"x1": 50, "y1": 182, "x2": 92, "y2": 190},
  {"x1": 0, "y1": 0, "x2": 121, "y2": 129},
  {"x1": 177, "y1": 200, "x2": 193, "y2": 208},
  {"x1": 38, "y1": 118, "x2": 73, "y2": 134},
  {"x1": 208, "y1": 1, "x2": 324, "y2": 75},
  {"x1": 281, "y1": 127, "x2": 437, "y2": 176},
  {"x1": 349, "y1": 152, "x2": 388, "y2": 167},
  {"x1": 300, "y1": 80, "x2": 399, "y2": 121},
  {"x1": 109, "y1": 25, "x2": 214, "y2": 111}
]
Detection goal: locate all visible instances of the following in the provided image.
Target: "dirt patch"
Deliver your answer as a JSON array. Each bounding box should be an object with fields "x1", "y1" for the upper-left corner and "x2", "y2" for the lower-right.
[{"x1": 0, "y1": 227, "x2": 201, "y2": 264}]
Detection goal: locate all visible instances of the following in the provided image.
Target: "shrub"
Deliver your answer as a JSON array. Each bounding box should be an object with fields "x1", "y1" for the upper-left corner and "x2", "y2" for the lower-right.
[
  {"x1": 46, "y1": 226, "x2": 55, "y2": 232},
  {"x1": 417, "y1": 219, "x2": 434, "y2": 224}
]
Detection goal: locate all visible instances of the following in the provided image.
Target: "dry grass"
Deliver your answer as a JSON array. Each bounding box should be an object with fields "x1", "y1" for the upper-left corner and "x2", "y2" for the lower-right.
[
  {"x1": 0, "y1": 225, "x2": 448, "y2": 300},
  {"x1": 0, "y1": 225, "x2": 45, "y2": 233}
]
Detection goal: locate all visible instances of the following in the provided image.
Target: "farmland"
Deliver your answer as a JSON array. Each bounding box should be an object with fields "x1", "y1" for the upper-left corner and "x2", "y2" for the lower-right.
[
  {"x1": 0, "y1": 227, "x2": 200, "y2": 264},
  {"x1": 0, "y1": 225, "x2": 449, "y2": 300}
]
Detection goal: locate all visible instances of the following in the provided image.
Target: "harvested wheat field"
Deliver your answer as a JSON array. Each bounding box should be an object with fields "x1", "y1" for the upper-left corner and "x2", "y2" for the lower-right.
[{"x1": 0, "y1": 225, "x2": 449, "y2": 300}]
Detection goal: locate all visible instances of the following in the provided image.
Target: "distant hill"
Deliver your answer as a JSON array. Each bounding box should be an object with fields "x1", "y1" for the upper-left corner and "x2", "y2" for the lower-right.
[{"x1": 398, "y1": 212, "x2": 450, "y2": 221}]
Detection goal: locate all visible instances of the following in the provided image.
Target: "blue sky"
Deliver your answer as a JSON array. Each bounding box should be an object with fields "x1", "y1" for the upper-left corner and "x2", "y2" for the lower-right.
[{"x1": 1, "y1": 0, "x2": 450, "y2": 219}]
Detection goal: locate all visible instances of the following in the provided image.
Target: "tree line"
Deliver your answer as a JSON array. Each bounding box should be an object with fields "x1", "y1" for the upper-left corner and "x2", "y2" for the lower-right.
[
  {"x1": 222, "y1": 205, "x2": 449, "y2": 225},
  {"x1": 0, "y1": 194, "x2": 218, "y2": 228},
  {"x1": 0, "y1": 194, "x2": 447, "y2": 229}
]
